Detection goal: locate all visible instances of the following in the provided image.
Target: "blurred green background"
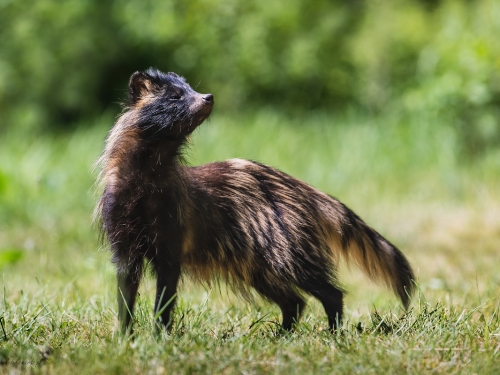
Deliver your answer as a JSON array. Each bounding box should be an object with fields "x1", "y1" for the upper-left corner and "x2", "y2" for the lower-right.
[
  {"x1": 1, "y1": 0, "x2": 500, "y2": 156},
  {"x1": 1, "y1": 0, "x2": 500, "y2": 286},
  {"x1": 1, "y1": 1, "x2": 500, "y2": 371}
]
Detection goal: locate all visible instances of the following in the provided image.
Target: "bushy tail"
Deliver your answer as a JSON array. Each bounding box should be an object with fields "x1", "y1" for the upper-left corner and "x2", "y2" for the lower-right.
[{"x1": 325, "y1": 199, "x2": 415, "y2": 308}]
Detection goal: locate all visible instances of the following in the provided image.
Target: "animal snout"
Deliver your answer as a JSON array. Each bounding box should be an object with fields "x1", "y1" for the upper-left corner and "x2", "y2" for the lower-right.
[{"x1": 202, "y1": 94, "x2": 214, "y2": 105}]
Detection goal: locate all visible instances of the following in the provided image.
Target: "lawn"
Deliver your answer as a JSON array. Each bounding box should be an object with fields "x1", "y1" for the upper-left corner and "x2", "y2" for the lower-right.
[{"x1": 1, "y1": 110, "x2": 499, "y2": 374}]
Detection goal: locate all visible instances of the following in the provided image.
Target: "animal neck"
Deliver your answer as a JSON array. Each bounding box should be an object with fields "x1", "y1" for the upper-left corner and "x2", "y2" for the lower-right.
[
  {"x1": 101, "y1": 126, "x2": 189, "y2": 194},
  {"x1": 139, "y1": 138, "x2": 187, "y2": 183}
]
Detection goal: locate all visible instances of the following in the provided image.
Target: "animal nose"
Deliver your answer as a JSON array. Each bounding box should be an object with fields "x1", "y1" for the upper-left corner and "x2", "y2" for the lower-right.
[{"x1": 202, "y1": 94, "x2": 214, "y2": 104}]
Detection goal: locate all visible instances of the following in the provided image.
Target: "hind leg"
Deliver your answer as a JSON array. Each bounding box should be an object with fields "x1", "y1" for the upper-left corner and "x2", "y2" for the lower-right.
[
  {"x1": 298, "y1": 276, "x2": 344, "y2": 331},
  {"x1": 252, "y1": 281, "x2": 306, "y2": 330},
  {"x1": 278, "y1": 295, "x2": 307, "y2": 330}
]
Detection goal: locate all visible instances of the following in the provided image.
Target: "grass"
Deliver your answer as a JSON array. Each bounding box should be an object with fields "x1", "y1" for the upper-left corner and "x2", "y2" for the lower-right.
[{"x1": 0, "y1": 110, "x2": 499, "y2": 373}]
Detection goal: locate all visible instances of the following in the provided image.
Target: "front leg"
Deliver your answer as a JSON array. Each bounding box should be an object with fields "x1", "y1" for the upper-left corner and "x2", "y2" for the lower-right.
[
  {"x1": 117, "y1": 258, "x2": 143, "y2": 335},
  {"x1": 154, "y1": 260, "x2": 181, "y2": 333}
]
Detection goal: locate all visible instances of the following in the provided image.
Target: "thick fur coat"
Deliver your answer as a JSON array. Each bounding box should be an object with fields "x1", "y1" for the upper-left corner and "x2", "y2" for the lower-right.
[{"x1": 95, "y1": 68, "x2": 415, "y2": 333}]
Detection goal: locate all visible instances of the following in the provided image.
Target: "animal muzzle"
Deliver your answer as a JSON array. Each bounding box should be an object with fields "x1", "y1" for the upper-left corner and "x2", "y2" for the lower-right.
[{"x1": 190, "y1": 93, "x2": 214, "y2": 124}]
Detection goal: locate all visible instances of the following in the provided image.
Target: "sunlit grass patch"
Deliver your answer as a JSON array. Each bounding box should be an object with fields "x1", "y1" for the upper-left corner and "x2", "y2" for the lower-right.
[
  {"x1": 0, "y1": 282, "x2": 498, "y2": 373},
  {"x1": 0, "y1": 110, "x2": 499, "y2": 373}
]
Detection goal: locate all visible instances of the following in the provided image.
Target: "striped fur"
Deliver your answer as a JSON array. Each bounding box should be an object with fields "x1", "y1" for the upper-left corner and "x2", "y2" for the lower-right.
[{"x1": 95, "y1": 68, "x2": 415, "y2": 334}]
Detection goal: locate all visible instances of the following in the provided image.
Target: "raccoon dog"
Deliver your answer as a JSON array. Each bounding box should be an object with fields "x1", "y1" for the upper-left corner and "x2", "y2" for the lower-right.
[{"x1": 95, "y1": 68, "x2": 414, "y2": 334}]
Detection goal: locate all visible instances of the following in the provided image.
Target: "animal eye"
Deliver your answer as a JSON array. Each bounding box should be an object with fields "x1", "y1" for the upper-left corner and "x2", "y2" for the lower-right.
[{"x1": 170, "y1": 94, "x2": 182, "y2": 100}]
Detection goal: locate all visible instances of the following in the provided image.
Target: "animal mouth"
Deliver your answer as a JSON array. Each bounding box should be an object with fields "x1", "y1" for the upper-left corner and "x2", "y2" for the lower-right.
[{"x1": 193, "y1": 107, "x2": 212, "y2": 127}]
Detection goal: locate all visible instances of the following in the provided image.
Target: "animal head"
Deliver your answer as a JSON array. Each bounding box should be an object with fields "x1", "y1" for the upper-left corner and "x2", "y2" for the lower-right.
[{"x1": 128, "y1": 68, "x2": 214, "y2": 138}]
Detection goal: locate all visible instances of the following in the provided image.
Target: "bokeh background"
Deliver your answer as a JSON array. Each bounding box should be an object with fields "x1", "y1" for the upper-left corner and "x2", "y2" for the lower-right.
[
  {"x1": 2, "y1": 0, "x2": 500, "y2": 154},
  {"x1": 0, "y1": 1, "x2": 500, "y2": 369}
]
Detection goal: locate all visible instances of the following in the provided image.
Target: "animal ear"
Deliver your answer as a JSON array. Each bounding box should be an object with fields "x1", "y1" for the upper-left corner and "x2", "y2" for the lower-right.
[{"x1": 128, "y1": 71, "x2": 152, "y2": 105}]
